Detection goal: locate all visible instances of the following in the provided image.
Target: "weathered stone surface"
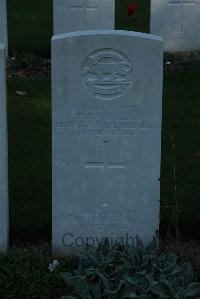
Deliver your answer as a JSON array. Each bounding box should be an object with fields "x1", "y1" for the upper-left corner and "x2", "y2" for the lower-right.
[
  {"x1": 0, "y1": 0, "x2": 8, "y2": 49},
  {"x1": 0, "y1": 44, "x2": 8, "y2": 252},
  {"x1": 151, "y1": 0, "x2": 200, "y2": 52},
  {"x1": 52, "y1": 30, "x2": 163, "y2": 254},
  {"x1": 53, "y1": 0, "x2": 115, "y2": 34}
]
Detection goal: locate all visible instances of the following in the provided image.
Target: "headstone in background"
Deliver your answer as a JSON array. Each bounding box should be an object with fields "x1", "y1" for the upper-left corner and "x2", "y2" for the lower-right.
[
  {"x1": 151, "y1": 0, "x2": 200, "y2": 52},
  {"x1": 52, "y1": 30, "x2": 163, "y2": 255},
  {"x1": 0, "y1": 44, "x2": 8, "y2": 252},
  {"x1": 0, "y1": 0, "x2": 8, "y2": 50},
  {"x1": 53, "y1": 0, "x2": 115, "y2": 34}
]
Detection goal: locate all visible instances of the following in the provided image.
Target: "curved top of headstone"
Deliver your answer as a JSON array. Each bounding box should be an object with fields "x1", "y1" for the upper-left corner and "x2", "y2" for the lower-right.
[{"x1": 52, "y1": 30, "x2": 163, "y2": 42}]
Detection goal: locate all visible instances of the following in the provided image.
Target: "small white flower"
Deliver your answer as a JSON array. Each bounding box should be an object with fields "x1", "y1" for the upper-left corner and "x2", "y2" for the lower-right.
[
  {"x1": 48, "y1": 259, "x2": 59, "y2": 272},
  {"x1": 53, "y1": 259, "x2": 59, "y2": 266},
  {"x1": 48, "y1": 263, "x2": 54, "y2": 272}
]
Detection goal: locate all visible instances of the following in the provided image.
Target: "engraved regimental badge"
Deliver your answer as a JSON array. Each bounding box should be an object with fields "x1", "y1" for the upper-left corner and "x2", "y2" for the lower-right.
[{"x1": 81, "y1": 49, "x2": 133, "y2": 100}]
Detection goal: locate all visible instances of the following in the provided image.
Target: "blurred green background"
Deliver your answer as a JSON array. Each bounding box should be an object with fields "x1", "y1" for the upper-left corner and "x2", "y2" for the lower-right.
[{"x1": 8, "y1": 0, "x2": 150, "y2": 56}]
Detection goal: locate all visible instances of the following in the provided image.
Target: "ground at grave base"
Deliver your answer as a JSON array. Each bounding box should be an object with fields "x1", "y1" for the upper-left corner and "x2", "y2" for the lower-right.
[
  {"x1": 7, "y1": 51, "x2": 200, "y2": 79},
  {"x1": 0, "y1": 239, "x2": 200, "y2": 299}
]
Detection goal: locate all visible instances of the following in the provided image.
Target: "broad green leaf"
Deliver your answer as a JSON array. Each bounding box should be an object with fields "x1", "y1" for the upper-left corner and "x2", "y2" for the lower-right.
[
  {"x1": 146, "y1": 238, "x2": 159, "y2": 252},
  {"x1": 142, "y1": 255, "x2": 151, "y2": 267},
  {"x1": 124, "y1": 275, "x2": 138, "y2": 287},
  {"x1": 150, "y1": 283, "x2": 169, "y2": 298},
  {"x1": 182, "y1": 262, "x2": 193, "y2": 286},
  {"x1": 116, "y1": 263, "x2": 129, "y2": 281},
  {"x1": 104, "y1": 289, "x2": 117, "y2": 295},
  {"x1": 136, "y1": 236, "x2": 144, "y2": 249},
  {"x1": 86, "y1": 253, "x2": 99, "y2": 266},
  {"x1": 140, "y1": 276, "x2": 150, "y2": 292},
  {"x1": 118, "y1": 283, "x2": 138, "y2": 298},
  {"x1": 96, "y1": 271, "x2": 112, "y2": 290},
  {"x1": 74, "y1": 277, "x2": 90, "y2": 298},
  {"x1": 183, "y1": 282, "x2": 200, "y2": 297},
  {"x1": 139, "y1": 294, "x2": 156, "y2": 299},
  {"x1": 169, "y1": 266, "x2": 183, "y2": 277},
  {"x1": 144, "y1": 274, "x2": 156, "y2": 287},
  {"x1": 88, "y1": 283, "x2": 101, "y2": 299},
  {"x1": 136, "y1": 270, "x2": 146, "y2": 276},
  {"x1": 78, "y1": 257, "x2": 86, "y2": 275},
  {"x1": 60, "y1": 272, "x2": 75, "y2": 286},
  {"x1": 164, "y1": 253, "x2": 177, "y2": 275}
]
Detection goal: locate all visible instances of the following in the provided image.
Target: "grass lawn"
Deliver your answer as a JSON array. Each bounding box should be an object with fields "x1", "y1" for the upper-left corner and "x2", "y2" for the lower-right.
[
  {"x1": 115, "y1": 0, "x2": 150, "y2": 33},
  {"x1": 161, "y1": 67, "x2": 200, "y2": 238},
  {"x1": 8, "y1": 78, "x2": 51, "y2": 243},
  {"x1": 8, "y1": 0, "x2": 150, "y2": 57},
  {"x1": 8, "y1": 0, "x2": 53, "y2": 56},
  {"x1": 0, "y1": 249, "x2": 64, "y2": 298},
  {"x1": 7, "y1": 64, "x2": 200, "y2": 243}
]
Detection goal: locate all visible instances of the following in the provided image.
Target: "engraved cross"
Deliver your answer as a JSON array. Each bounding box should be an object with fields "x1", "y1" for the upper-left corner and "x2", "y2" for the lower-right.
[
  {"x1": 169, "y1": 0, "x2": 196, "y2": 32},
  {"x1": 85, "y1": 161, "x2": 126, "y2": 170},
  {"x1": 70, "y1": 0, "x2": 98, "y2": 12},
  {"x1": 84, "y1": 141, "x2": 126, "y2": 198},
  {"x1": 85, "y1": 161, "x2": 126, "y2": 198}
]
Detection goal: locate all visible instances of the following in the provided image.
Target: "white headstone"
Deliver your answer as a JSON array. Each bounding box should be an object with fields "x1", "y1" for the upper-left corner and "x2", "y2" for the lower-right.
[
  {"x1": 53, "y1": 0, "x2": 115, "y2": 34},
  {"x1": 151, "y1": 0, "x2": 200, "y2": 52},
  {"x1": 52, "y1": 30, "x2": 163, "y2": 255},
  {"x1": 0, "y1": 44, "x2": 8, "y2": 252},
  {"x1": 0, "y1": 0, "x2": 8, "y2": 50}
]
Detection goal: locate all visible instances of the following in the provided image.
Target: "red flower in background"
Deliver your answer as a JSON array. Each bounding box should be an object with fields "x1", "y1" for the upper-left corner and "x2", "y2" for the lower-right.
[{"x1": 128, "y1": 2, "x2": 137, "y2": 16}]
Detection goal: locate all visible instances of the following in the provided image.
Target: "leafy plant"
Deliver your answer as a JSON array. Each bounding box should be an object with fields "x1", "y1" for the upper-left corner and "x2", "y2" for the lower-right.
[{"x1": 60, "y1": 238, "x2": 200, "y2": 299}]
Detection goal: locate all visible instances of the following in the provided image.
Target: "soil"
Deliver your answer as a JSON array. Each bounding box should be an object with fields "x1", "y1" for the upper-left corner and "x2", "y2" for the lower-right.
[
  {"x1": 7, "y1": 51, "x2": 200, "y2": 79},
  {"x1": 7, "y1": 52, "x2": 50, "y2": 79}
]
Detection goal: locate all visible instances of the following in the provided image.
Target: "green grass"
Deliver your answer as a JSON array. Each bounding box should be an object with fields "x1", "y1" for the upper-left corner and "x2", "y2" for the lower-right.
[
  {"x1": 7, "y1": 65, "x2": 200, "y2": 243},
  {"x1": 115, "y1": 0, "x2": 150, "y2": 33},
  {"x1": 0, "y1": 249, "x2": 63, "y2": 299},
  {"x1": 8, "y1": 0, "x2": 53, "y2": 56},
  {"x1": 161, "y1": 68, "x2": 200, "y2": 238},
  {"x1": 8, "y1": 0, "x2": 149, "y2": 56},
  {"x1": 8, "y1": 78, "x2": 51, "y2": 242}
]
